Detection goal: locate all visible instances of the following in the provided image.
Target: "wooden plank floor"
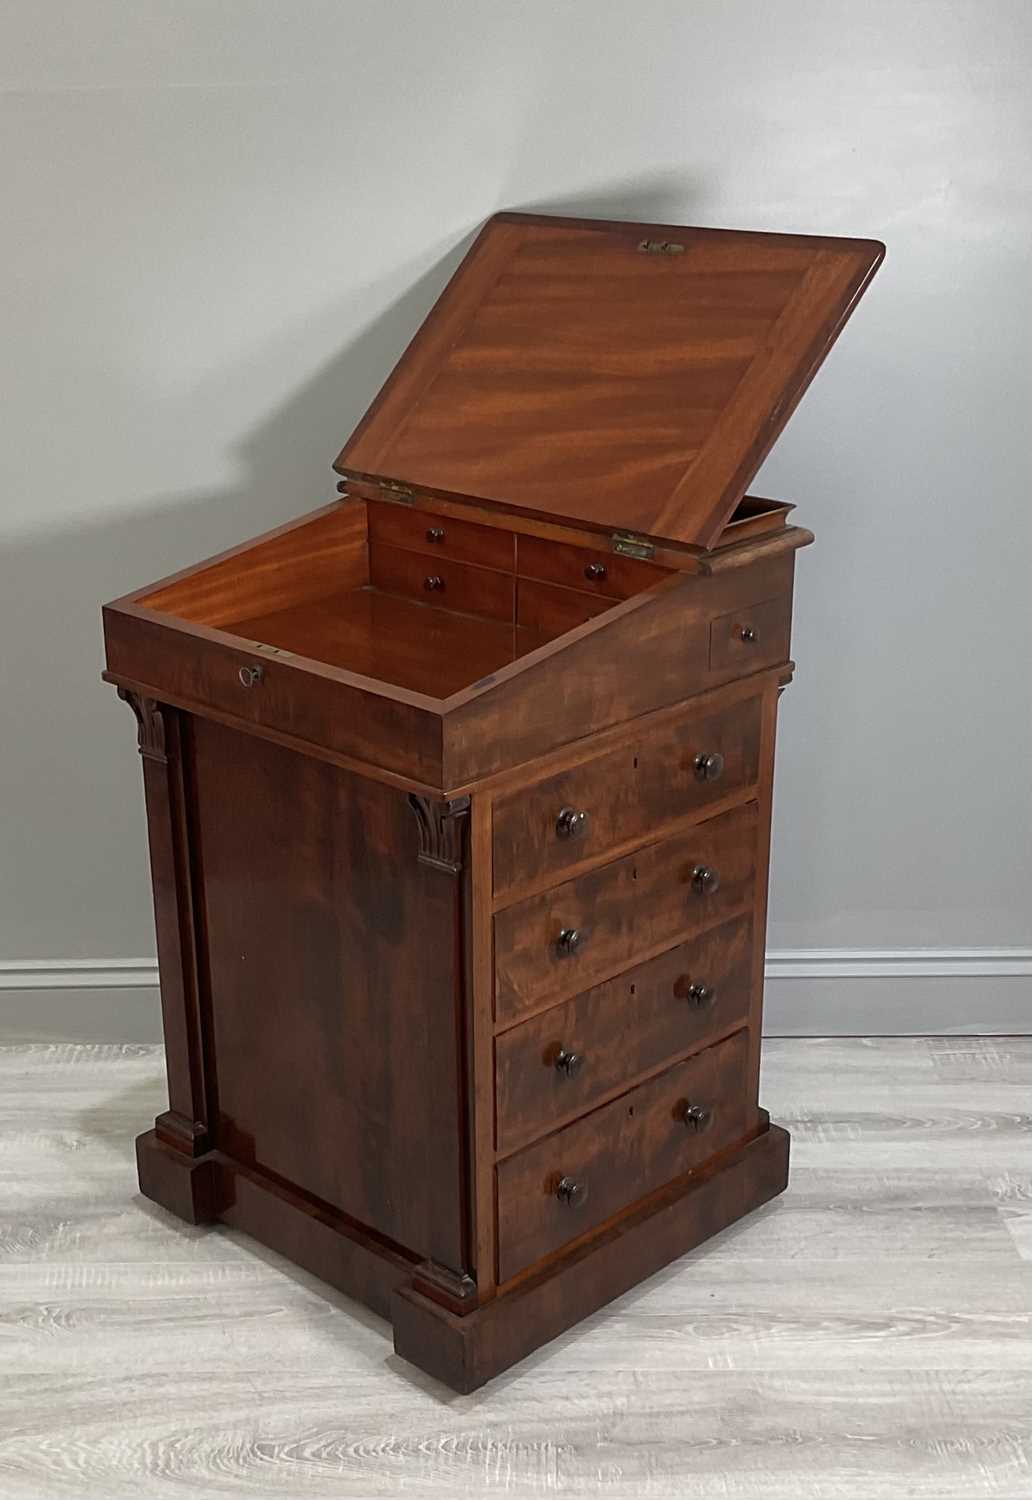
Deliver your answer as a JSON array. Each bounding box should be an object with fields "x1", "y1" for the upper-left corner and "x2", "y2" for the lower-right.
[{"x1": 1, "y1": 1038, "x2": 1031, "y2": 1499}]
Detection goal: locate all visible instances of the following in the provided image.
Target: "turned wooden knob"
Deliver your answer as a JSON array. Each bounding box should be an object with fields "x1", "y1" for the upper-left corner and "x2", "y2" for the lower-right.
[
  {"x1": 424, "y1": 575, "x2": 444, "y2": 592},
  {"x1": 555, "y1": 806, "x2": 589, "y2": 840},
  {"x1": 680, "y1": 1102, "x2": 713, "y2": 1132},
  {"x1": 556, "y1": 927, "x2": 584, "y2": 957},
  {"x1": 426, "y1": 527, "x2": 445, "y2": 543},
  {"x1": 556, "y1": 1175, "x2": 588, "y2": 1207},
  {"x1": 693, "y1": 751, "x2": 725, "y2": 782},
  {"x1": 690, "y1": 864, "x2": 720, "y2": 895},
  {"x1": 554, "y1": 1047, "x2": 584, "y2": 1079},
  {"x1": 584, "y1": 561, "x2": 608, "y2": 582}
]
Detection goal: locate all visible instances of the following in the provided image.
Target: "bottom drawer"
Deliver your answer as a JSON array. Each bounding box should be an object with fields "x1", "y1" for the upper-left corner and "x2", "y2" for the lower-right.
[{"x1": 496, "y1": 1028, "x2": 751, "y2": 1282}]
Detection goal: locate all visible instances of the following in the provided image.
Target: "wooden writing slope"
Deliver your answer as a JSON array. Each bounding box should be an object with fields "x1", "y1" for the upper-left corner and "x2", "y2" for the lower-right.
[{"x1": 103, "y1": 213, "x2": 883, "y2": 1390}]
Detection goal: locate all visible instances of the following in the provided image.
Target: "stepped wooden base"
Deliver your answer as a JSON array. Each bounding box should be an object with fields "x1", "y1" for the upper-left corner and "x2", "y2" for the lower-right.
[{"x1": 136, "y1": 1120, "x2": 789, "y2": 1392}]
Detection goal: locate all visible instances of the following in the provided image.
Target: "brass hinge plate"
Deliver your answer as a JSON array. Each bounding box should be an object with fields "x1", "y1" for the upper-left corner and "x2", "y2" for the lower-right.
[
  {"x1": 611, "y1": 531, "x2": 656, "y2": 560},
  {"x1": 637, "y1": 239, "x2": 685, "y2": 255},
  {"x1": 377, "y1": 478, "x2": 415, "y2": 501}
]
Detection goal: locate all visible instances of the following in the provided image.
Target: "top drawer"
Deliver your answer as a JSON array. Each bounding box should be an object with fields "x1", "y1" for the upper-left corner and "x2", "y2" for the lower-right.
[
  {"x1": 368, "y1": 502, "x2": 514, "y2": 572},
  {"x1": 493, "y1": 693, "x2": 762, "y2": 900},
  {"x1": 517, "y1": 534, "x2": 663, "y2": 600}
]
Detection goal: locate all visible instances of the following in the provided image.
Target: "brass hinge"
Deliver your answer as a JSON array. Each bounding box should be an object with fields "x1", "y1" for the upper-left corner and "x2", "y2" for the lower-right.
[
  {"x1": 611, "y1": 531, "x2": 655, "y2": 561},
  {"x1": 637, "y1": 239, "x2": 685, "y2": 255},
  {"x1": 378, "y1": 478, "x2": 415, "y2": 501}
]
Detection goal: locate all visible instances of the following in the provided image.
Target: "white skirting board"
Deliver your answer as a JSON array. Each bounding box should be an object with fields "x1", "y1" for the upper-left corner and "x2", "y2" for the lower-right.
[{"x1": 1, "y1": 952, "x2": 1030, "y2": 1041}]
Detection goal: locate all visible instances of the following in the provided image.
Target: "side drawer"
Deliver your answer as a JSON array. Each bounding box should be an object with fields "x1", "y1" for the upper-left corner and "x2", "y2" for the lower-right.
[
  {"x1": 368, "y1": 501, "x2": 514, "y2": 571},
  {"x1": 496, "y1": 915, "x2": 753, "y2": 1155},
  {"x1": 709, "y1": 594, "x2": 791, "y2": 679},
  {"x1": 496, "y1": 1028, "x2": 751, "y2": 1282},
  {"x1": 369, "y1": 542, "x2": 514, "y2": 623},
  {"x1": 494, "y1": 802, "x2": 758, "y2": 1023},
  {"x1": 517, "y1": 533, "x2": 665, "y2": 600},
  {"x1": 493, "y1": 693, "x2": 762, "y2": 900}
]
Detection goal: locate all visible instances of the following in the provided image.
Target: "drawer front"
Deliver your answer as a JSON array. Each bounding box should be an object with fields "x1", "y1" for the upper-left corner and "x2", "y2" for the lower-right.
[
  {"x1": 516, "y1": 577, "x2": 612, "y2": 640},
  {"x1": 517, "y1": 533, "x2": 663, "y2": 600},
  {"x1": 493, "y1": 694, "x2": 762, "y2": 900},
  {"x1": 497, "y1": 1028, "x2": 751, "y2": 1281},
  {"x1": 496, "y1": 915, "x2": 753, "y2": 1155},
  {"x1": 369, "y1": 542, "x2": 514, "y2": 623},
  {"x1": 494, "y1": 802, "x2": 758, "y2": 1023},
  {"x1": 368, "y1": 502, "x2": 514, "y2": 571},
  {"x1": 710, "y1": 595, "x2": 791, "y2": 678}
]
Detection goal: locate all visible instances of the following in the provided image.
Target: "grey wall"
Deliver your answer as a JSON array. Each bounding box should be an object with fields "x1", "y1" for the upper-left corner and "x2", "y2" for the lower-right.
[{"x1": 2, "y1": 0, "x2": 1030, "y2": 1036}]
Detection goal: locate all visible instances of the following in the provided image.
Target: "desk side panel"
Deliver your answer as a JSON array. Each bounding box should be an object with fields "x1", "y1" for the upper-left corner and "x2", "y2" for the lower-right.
[{"x1": 184, "y1": 718, "x2": 470, "y2": 1272}]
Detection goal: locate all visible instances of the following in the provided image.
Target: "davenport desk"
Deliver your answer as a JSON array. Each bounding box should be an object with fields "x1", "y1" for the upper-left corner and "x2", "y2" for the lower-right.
[{"x1": 102, "y1": 213, "x2": 883, "y2": 1390}]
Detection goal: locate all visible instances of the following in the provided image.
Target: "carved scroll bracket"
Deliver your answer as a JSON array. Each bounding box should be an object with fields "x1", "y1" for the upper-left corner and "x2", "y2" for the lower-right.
[
  {"x1": 117, "y1": 688, "x2": 169, "y2": 765},
  {"x1": 408, "y1": 793, "x2": 471, "y2": 874}
]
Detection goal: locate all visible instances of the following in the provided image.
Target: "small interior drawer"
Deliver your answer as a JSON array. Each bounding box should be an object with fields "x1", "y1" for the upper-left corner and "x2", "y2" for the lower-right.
[
  {"x1": 496, "y1": 1028, "x2": 751, "y2": 1282},
  {"x1": 516, "y1": 577, "x2": 612, "y2": 640},
  {"x1": 495, "y1": 914, "x2": 753, "y2": 1155},
  {"x1": 494, "y1": 802, "x2": 758, "y2": 1023},
  {"x1": 369, "y1": 542, "x2": 514, "y2": 623},
  {"x1": 709, "y1": 595, "x2": 791, "y2": 678},
  {"x1": 493, "y1": 693, "x2": 763, "y2": 902},
  {"x1": 517, "y1": 533, "x2": 663, "y2": 600},
  {"x1": 368, "y1": 501, "x2": 514, "y2": 572}
]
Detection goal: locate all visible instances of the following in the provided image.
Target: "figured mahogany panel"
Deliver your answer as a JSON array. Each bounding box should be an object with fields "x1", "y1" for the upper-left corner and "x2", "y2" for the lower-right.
[
  {"x1": 492, "y1": 691, "x2": 762, "y2": 901},
  {"x1": 496, "y1": 1028, "x2": 751, "y2": 1281},
  {"x1": 224, "y1": 588, "x2": 540, "y2": 699},
  {"x1": 495, "y1": 915, "x2": 753, "y2": 1156},
  {"x1": 337, "y1": 213, "x2": 883, "y2": 549},
  {"x1": 141, "y1": 502, "x2": 369, "y2": 628},
  {"x1": 441, "y1": 547, "x2": 798, "y2": 786},
  {"x1": 188, "y1": 717, "x2": 470, "y2": 1270},
  {"x1": 493, "y1": 802, "x2": 758, "y2": 1022}
]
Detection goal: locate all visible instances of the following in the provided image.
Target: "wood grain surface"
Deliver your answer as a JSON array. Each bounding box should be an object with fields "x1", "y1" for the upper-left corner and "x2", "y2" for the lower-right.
[{"x1": 2, "y1": 1037, "x2": 1031, "y2": 1499}]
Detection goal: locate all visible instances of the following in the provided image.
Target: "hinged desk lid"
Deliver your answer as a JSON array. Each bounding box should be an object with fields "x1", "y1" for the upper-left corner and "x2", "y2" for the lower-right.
[{"x1": 335, "y1": 212, "x2": 884, "y2": 551}]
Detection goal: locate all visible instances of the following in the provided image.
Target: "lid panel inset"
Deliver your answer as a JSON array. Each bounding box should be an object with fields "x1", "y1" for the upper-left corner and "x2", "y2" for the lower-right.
[{"x1": 337, "y1": 214, "x2": 883, "y2": 550}]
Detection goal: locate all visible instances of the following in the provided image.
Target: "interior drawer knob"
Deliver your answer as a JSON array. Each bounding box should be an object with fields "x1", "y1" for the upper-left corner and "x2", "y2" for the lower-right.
[
  {"x1": 423, "y1": 575, "x2": 444, "y2": 592},
  {"x1": 426, "y1": 527, "x2": 446, "y2": 543},
  {"x1": 555, "y1": 806, "x2": 589, "y2": 840},
  {"x1": 584, "y1": 561, "x2": 608, "y2": 582},
  {"x1": 693, "y1": 750, "x2": 725, "y2": 782},
  {"x1": 738, "y1": 624, "x2": 758, "y2": 643},
  {"x1": 554, "y1": 1047, "x2": 585, "y2": 1079},
  {"x1": 238, "y1": 664, "x2": 264, "y2": 688},
  {"x1": 690, "y1": 864, "x2": 721, "y2": 895},
  {"x1": 556, "y1": 927, "x2": 584, "y2": 957},
  {"x1": 556, "y1": 1175, "x2": 588, "y2": 1208},
  {"x1": 681, "y1": 980, "x2": 716, "y2": 1010},
  {"x1": 680, "y1": 1102, "x2": 714, "y2": 1132}
]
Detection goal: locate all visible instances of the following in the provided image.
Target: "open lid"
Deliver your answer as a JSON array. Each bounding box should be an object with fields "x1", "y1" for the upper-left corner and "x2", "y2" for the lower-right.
[{"x1": 335, "y1": 212, "x2": 884, "y2": 551}]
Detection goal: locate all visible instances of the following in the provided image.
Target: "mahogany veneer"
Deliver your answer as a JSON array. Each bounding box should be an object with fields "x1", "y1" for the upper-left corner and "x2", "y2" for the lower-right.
[{"x1": 103, "y1": 211, "x2": 883, "y2": 1390}]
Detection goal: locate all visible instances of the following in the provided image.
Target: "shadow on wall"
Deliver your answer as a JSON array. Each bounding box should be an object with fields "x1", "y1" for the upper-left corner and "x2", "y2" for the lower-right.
[{"x1": 0, "y1": 174, "x2": 698, "y2": 973}]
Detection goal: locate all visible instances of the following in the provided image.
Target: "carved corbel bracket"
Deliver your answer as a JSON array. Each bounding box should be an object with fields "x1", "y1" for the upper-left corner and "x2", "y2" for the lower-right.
[
  {"x1": 408, "y1": 793, "x2": 471, "y2": 874},
  {"x1": 117, "y1": 688, "x2": 169, "y2": 764}
]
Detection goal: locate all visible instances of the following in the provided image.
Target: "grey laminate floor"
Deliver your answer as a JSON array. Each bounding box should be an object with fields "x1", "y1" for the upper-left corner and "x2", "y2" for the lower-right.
[{"x1": 1, "y1": 1038, "x2": 1031, "y2": 1499}]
